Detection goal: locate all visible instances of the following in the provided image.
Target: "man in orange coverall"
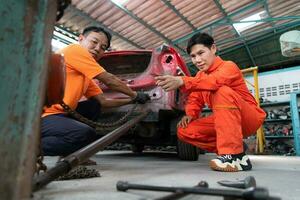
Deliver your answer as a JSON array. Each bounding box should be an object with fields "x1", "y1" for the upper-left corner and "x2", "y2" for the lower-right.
[{"x1": 155, "y1": 33, "x2": 266, "y2": 172}]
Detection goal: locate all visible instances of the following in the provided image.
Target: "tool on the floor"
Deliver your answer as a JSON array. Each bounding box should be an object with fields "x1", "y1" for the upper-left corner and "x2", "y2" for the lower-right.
[
  {"x1": 116, "y1": 180, "x2": 281, "y2": 200},
  {"x1": 32, "y1": 109, "x2": 149, "y2": 191},
  {"x1": 218, "y1": 176, "x2": 256, "y2": 189},
  {"x1": 154, "y1": 181, "x2": 208, "y2": 200}
]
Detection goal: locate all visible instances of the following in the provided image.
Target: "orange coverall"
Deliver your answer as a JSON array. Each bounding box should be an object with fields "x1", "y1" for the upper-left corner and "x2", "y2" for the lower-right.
[{"x1": 178, "y1": 56, "x2": 266, "y2": 155}]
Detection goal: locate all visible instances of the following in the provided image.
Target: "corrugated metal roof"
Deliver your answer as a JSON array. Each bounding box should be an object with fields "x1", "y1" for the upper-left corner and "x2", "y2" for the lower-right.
[{"x1": 56, "y1": 0, "x2": 300, "y2": 66}]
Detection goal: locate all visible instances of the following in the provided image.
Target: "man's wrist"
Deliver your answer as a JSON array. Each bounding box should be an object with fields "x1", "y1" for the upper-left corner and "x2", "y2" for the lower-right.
[
  {"x1": 178, "y1": 77, "x2": 184, "y2": 86},
  {"x1": 131, "y1": 91, "x2": 137, "y2": 99}
]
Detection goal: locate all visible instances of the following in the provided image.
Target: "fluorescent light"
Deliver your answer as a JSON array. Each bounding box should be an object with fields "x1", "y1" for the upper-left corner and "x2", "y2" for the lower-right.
[
  {"x1": 233, "y1": 11, "x2": 266, "y2": 33},
  {"x1": 110, "y1": 0, "x2": 129, "y2": 5}
]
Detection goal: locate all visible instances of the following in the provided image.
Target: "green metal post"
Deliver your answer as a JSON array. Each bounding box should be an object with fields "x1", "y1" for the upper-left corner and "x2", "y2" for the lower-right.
[
  {"x1": 290, "y1": 92, "x2": 300, "y2": 156},
  {"x1": 0, "y1": 1, "x2": 57, "y2": 199}
]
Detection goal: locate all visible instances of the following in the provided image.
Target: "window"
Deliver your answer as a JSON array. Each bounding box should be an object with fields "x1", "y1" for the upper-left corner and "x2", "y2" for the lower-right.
[{"x1": 293, "y1": 83, "x2": 298, "y2": 88}]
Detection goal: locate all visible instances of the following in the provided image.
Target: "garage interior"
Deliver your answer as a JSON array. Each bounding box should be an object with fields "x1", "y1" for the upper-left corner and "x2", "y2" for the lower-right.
[{"x1": 1, "y1": 0, "x2": 300, "y2": 200}]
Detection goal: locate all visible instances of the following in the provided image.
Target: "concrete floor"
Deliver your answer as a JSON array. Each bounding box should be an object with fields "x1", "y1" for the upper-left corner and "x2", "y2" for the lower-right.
[{"x1": 33, "y1": 151, "x2": 300, "y2": 200}]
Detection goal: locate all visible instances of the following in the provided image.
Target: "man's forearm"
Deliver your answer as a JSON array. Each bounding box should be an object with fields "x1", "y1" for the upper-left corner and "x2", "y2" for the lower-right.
[
  {"x1": 96, "y1": 72, "x2": 136, "y2": 98},
  {"x1": 107, "y1": 78, "x2": 136, "y2": 98},
  {"x1": 101, "y1": 98, "x2": 132, "y2": 108},
  {"x1": 92, "y1": 95, "x2": 132, "y2": 108}
]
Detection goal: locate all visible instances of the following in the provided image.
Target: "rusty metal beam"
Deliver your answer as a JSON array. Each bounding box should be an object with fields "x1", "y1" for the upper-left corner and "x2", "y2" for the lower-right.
[
  {"x1": 33, "y1": 109, "x2": 150, "y2": 191},
  {"x1": 0, "y1": 1, "x2": 57, "y2": 199}
]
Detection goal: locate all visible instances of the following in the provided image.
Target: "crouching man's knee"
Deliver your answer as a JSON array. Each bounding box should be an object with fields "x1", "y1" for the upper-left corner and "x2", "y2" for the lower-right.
[{"x1": 211, "y1": 86, "x2": 239, "y2": 105}]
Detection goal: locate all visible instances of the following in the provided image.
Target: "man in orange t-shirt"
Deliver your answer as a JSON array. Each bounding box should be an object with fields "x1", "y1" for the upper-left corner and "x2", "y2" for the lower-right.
[
  {"x1": 155, "y1": 33, "x2": 266, "y2": 172},
  {"x1": 42, "y1": 26, "x2": 150, "y2": 159}
]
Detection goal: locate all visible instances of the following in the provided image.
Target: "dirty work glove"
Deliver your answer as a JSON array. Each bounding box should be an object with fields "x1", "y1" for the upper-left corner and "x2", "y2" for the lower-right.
[{"x1": 132, "y1": 92, "x2": 151, "y2": 104}]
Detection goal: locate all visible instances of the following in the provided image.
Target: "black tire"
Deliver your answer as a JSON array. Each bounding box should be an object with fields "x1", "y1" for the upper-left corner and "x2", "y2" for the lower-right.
[
  {"x1": 131, "y1": 144, "x2": 144, "y2": 153},
  {"x1": 177, "y1": 139, "x2": 199, "y2": 161}
]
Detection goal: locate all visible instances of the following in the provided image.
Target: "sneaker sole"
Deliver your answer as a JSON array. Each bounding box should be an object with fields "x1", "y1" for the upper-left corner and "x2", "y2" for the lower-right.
[{"x1": 209, "y1": 160, "x2": 239, "y2": 172}]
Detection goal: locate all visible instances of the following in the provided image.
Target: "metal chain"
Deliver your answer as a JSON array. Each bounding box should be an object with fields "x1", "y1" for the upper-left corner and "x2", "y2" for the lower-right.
[
  {"x1": 35, "y1": 100, "x2": 137, "y2": 176},
  {"x1": 35, "y1": 101, "x2": 138, "y2": 175},
  {"x1": 36, "y1": 155, "x2": 47, "y2": 174},
  {"x1": 60, "y1": 101, "x2": 138, "y2": 132},
  {"x1": 55, "y1": 166, "x2": 100, "y2": 180}
]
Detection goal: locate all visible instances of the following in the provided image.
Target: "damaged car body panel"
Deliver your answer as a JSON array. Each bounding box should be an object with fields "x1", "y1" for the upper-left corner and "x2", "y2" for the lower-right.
[{"x1": 97, "y1": 44, "x2": 200, "y2": 160}]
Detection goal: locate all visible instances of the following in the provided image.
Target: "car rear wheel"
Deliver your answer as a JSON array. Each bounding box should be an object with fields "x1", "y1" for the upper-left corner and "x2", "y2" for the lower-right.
[
  {"x1": 177, "y1": 139, "x2": 199, "y2": 161},
  {"x1": 131, "y1": 144, "x2": 144, "y2": 153},
  {"x1": 170, "y1": 115, "x2": 199, "y2": 161}
]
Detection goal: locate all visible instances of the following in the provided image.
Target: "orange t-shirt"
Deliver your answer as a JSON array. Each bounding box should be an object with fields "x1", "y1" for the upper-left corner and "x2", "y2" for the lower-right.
[{"x1": 43, "y1": 44, "x2": 105, "y2": 117}]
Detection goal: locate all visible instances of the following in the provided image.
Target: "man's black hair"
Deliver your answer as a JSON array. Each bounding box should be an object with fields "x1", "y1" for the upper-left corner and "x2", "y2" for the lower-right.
[
  {"x1": 82, "y1": 26, "x2": 112, "y2": 48},
  {"x1": 186, "y1": 32, "x2": 214, "y2": 54}
]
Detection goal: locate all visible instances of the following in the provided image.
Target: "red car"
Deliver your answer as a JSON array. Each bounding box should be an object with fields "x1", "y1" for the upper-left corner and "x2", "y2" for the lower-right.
[{"x1": 98, "y1": 44, "x2": 200, "y2": 160}]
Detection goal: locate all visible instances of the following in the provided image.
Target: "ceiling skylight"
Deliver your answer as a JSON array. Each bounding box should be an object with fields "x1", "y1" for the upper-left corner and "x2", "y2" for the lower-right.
[
  {"x1": 233, "y1": 11, "x2": 266, "y2": 33},
  {"x1": 110, "y1": 0, "x2": 129, "y2": 5}
]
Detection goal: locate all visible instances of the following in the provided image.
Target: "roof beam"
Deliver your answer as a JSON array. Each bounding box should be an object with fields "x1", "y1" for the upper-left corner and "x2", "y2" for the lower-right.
[
  {"x1": 213, "y1": 0, "x2": 256, "y2": 66},
  {"x1": 187, "y1": 21, "x2": 300, "y2": 66},
  {"x1": 66, "y1": 5, "x2": 144, "y2": 49},
  {"x1": 214, "y1": 16, "x2": 300, "y2": 25},
  {"x1": 55, "y1": 25, "x2": 79, "y2": 39},
  {"x1": 219, "y1": 20, "x2": 300, "y2": 56},
  {"x1": 217, "y1": 20, "x2": 300, "y2": 47},
  {"x1": 110, "y1": 0, "x2": 186, "y2": 54},
  {"x1": 173, "y1": 0, "x2": 266, "y2": 44},
  {"x1": 160, "y1": 0, "x2": 197, "y2": 31},
  {"x1": 263, "y1": 1, "x2": 276, "y2": 31}
]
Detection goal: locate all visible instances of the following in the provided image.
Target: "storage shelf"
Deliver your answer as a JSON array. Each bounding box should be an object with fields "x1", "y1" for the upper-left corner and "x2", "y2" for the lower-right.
[
  {"x1": 260, "y1": 101, "x2": 289, "y2": 107},
  {"x1": 264, "y1": 118, "x2": 291, "y2": 122},
  {"x1": 265, "y1": 135, "x2": 294, "y2": 139}
]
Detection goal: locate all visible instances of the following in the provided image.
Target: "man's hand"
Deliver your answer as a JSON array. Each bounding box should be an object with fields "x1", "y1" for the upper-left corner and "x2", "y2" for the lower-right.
[
  {"x1": 131, "y1": 91, "x2": 151, "y2": 104},
  {"x1": 155, "y1": 75, "x2": 184, "y2": 91},
  {"x1": 177, "y1": 115, "x2": 193, "y2": 128}
]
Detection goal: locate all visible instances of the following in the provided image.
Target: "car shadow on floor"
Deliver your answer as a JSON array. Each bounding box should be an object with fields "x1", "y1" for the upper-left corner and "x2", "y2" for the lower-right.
[{"x1": 94, "y1": 151, "x2": 198, "y2": 162}]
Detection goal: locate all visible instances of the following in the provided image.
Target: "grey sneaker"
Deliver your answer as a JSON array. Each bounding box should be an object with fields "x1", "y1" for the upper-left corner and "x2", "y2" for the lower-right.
[{"x1": 210, "y1": 153, "x2": 252, "y2": 172}]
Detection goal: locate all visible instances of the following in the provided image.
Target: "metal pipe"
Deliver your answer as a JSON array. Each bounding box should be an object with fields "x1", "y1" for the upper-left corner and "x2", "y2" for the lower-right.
[
  {"x1": 116, "y1": 181, "x2": 277, "y2": 200},
  {"x1": 33, "y1": 109, "x2": 149, "y2": 191},
  {"x1": 154, "y1": 181, "x2": 208, "y2": 200},
  {"x1": 241, "y1": 66, "x2": 258, "y2": 74},
  {"x1": 241, "y1": 67, "x2": 265, "y2": 153},
  {"x1": 253, "y1": 68, "x2": 265, "y2": 153}
]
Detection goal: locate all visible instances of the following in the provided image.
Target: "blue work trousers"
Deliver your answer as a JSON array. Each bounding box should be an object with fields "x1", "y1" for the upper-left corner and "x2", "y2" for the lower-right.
[{"x1": 41, "y1": 99, "x2": 101, "y2": 156}]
